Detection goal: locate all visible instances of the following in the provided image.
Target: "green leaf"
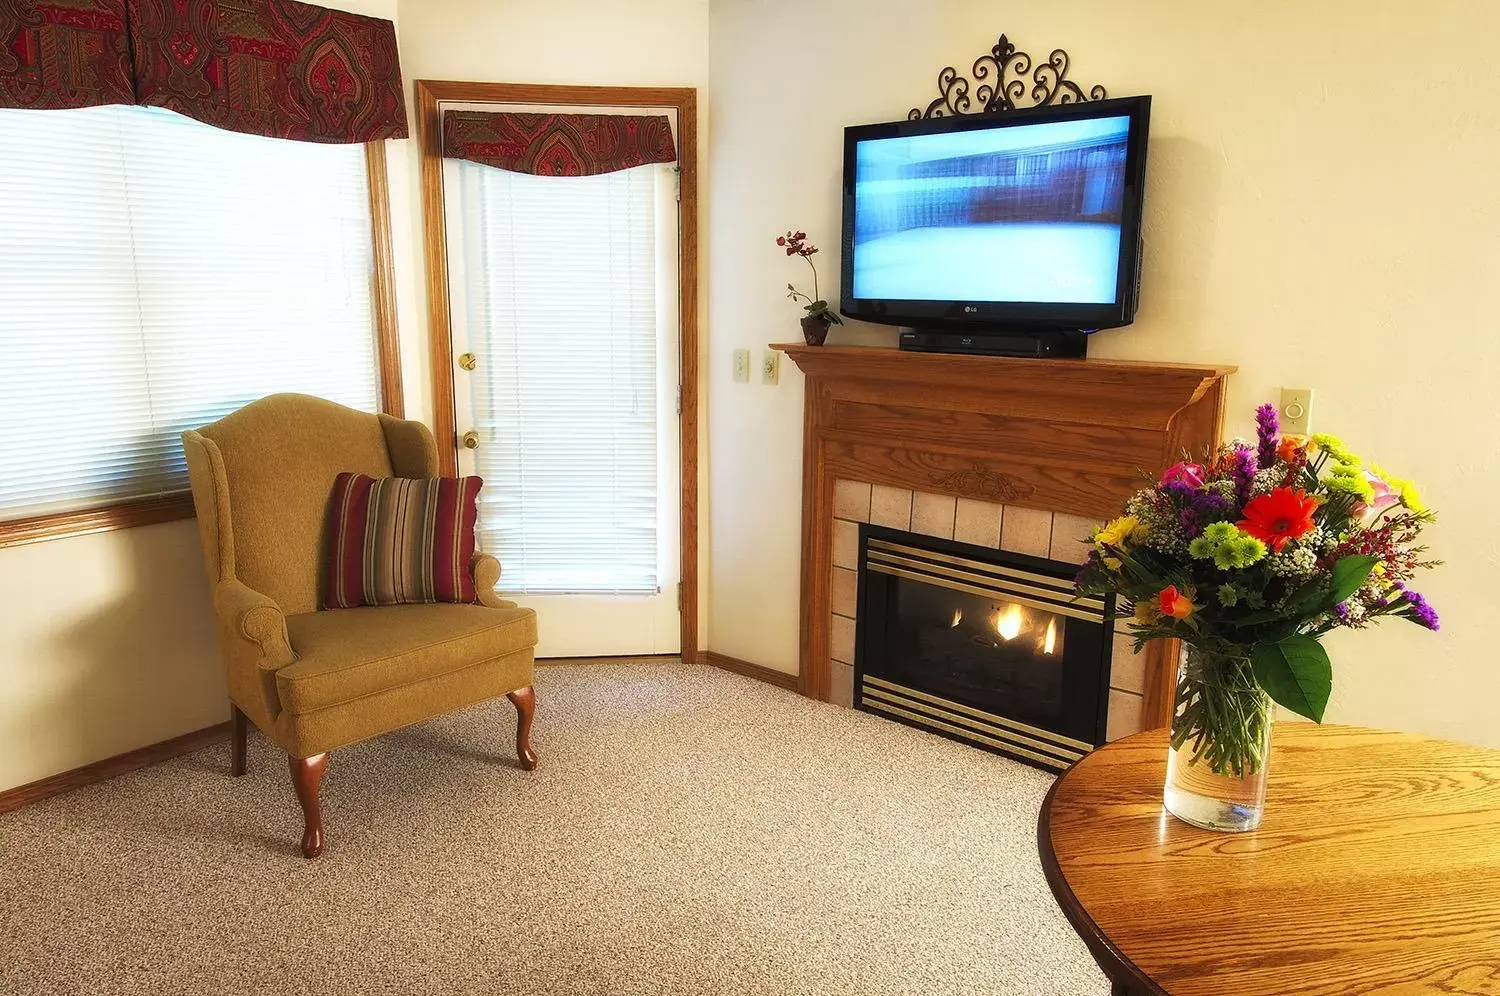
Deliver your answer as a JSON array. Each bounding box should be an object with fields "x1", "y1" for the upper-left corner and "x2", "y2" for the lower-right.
[
  {"x1": 1327, "y1": 555, "x2": 1379, "y2": 607},
  {"x1": 1251, "y1": 636, "x2": 1333, "y2": 722}
]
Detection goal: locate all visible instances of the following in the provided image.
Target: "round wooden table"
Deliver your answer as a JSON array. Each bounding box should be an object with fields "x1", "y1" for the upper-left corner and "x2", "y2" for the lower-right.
[{"x1": 1038, "y1": 724, "x2": 1500, "y2": 995}]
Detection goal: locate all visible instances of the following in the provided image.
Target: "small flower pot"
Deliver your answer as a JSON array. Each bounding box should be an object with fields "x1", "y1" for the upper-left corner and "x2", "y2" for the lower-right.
[{"x1": 800, "y1": 314, "x2": 831, "y2": 346}]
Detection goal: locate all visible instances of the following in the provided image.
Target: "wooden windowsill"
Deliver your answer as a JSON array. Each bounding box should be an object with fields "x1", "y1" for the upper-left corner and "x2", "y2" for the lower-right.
[{"x1": 0, "y1": 491, "x2": 197, "y2": 550}]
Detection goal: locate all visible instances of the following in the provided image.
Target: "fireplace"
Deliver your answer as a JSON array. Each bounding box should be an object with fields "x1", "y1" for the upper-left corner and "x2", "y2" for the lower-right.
[{"x1": 855, "y1": 524, "x2": 1115, "y2": 770}]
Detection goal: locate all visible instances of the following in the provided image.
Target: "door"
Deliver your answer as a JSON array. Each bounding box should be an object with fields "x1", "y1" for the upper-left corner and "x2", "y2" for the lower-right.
[{"x1": 442, "y1": 107, "x2": 681, "y2": 658}]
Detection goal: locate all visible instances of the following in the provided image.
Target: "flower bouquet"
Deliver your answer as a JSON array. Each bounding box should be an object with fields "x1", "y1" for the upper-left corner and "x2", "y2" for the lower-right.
[
  {"x1": 1075, "y1": 403, "x2": 1439, "y2": 831},
  {"x1": 775, "y1": 229, "x2": 842, "y2": 345}
]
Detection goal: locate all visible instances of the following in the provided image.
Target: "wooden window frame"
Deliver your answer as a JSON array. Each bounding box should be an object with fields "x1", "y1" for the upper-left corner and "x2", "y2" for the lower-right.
[
  {"x1": 413, "y1": 80, "x2": 700, "y2": 666},
  {"x1": 0, "y1": 140, "x2": 404, "y2": 550}
]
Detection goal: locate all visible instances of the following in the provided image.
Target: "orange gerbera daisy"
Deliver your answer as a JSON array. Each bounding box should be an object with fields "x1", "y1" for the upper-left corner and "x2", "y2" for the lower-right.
[{"x1": 1238, "y1": 486, "x2": 1320, "y2": 553}]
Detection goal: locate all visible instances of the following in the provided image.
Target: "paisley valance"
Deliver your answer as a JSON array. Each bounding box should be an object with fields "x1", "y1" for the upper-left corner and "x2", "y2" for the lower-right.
[{"x1": 441, "y1": 110, "x2": 676, "y2": 177}]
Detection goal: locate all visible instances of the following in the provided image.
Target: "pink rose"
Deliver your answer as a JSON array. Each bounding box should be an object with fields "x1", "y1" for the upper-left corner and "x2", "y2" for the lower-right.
[{"x1": 1161, "y1": 461, "x2": 1207, "y2": 488}]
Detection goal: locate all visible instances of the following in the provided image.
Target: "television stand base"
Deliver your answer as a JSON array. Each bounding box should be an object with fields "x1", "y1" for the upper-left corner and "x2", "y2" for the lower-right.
[{"x1": 899, "y1": 329, "x2": 1088, "y2": 358}]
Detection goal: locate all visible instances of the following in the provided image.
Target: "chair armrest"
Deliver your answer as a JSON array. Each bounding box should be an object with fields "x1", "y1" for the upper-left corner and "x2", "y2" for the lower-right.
[
  {"x1": 213, "y1": 579, "x2": 297, "y2": 669},
  {"x1": 472, "y1": 552, "x2": 518, "y2": 609}
]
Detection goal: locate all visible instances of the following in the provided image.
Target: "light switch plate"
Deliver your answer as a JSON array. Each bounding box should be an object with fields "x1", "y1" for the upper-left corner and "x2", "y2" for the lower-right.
[
  {"x1": 732, "y1": 349, "x2": 751, "y2": 383},
  {"x1": 761, "y1": 349, "x2": 781, "y2": 385},
  {"x1": 1280, "y1": 387, "x2": 1313, "y2": 435}
]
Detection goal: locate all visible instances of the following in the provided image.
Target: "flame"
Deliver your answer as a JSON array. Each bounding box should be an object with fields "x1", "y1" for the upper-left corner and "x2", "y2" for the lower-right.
[
  {"x1": 950, "y1": 608, "x2": 963, "y2": 628},
  {"x1": 994, "y1": 603, "x2": 1024, "y2": 641},
  {"x1": 1043, "y1": 618, "x2": 1058, "y2": 655}
]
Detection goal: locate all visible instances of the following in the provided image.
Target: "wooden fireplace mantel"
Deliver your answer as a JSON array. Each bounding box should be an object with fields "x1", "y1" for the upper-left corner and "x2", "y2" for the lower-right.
[{"x1": 773, "y1": 342, "x2": 1237, "y2": 723}]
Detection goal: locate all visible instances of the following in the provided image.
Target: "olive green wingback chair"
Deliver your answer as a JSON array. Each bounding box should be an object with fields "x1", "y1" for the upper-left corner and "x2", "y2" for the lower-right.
[{"x1": 182, "y1": 394, "x2": 538, "y2": 858}]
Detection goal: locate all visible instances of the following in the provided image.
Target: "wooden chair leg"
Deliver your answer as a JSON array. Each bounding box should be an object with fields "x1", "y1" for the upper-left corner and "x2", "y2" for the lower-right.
[
  {"x1": 230, "y1": 705, "x2": 248, "y2": 777},
  {"x1": 507, "y1": 685, "x2": 538, "y2": 771},
  {"x1": 288, "y1": 753, "x2": 329, "y2": 859}
]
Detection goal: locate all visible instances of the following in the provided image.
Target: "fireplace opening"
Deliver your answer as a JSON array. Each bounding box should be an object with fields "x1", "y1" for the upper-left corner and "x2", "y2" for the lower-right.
[{"x1": 854, "y1": 524, "x2": 1116, "y2": 771}]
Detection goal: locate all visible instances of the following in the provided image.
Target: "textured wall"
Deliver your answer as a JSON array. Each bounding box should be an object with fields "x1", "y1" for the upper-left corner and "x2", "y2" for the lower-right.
[{"x1": 706, "y1": 1, "x2": 1500, "y2": 747}]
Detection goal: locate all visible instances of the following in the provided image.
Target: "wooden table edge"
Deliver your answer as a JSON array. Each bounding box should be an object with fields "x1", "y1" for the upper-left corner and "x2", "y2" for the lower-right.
[{"x1": 1036, "y1": 748, "x2": 1169, "y2": 996}]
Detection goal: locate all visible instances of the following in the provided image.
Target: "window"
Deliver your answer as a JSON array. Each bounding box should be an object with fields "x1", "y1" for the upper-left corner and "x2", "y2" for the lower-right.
[
  {"x1": 451, "y1": 161, "x2": 671, "y2": 593},
  {"x1": 0, "y1": 104, "x2": 386, "y2": 530}
]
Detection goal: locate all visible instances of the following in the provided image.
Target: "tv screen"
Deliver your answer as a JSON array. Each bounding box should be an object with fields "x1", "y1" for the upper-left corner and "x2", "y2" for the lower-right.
[{"x1": 841, "y1": 96, "x2": 1151, "y2": 335}]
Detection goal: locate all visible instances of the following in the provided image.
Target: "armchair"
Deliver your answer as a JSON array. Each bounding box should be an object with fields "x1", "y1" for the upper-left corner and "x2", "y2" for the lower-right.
[{"x1": 182, "y1": 394, "x2": 538, "y2": 858}]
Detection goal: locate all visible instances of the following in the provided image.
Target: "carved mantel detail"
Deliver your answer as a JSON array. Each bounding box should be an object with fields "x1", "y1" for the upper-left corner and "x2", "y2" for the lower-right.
[
  {"x1": 772, "y1": 342, "x2": 1236, "y2": 728},
  {"x1": 929, "y1": 464, "x2": 1034, "y2": 503}
]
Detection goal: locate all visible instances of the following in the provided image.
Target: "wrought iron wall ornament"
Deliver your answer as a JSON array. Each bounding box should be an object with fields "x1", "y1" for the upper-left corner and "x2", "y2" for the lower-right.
[{"x1": 908, "y1": 34, "x2": 1107, "y2": 119}]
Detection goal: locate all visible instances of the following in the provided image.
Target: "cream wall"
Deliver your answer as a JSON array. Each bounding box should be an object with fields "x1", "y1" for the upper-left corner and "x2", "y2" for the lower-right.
[
  {"x1": 0, "y1": 0, "x2": 710, "y2": 794},
  {"x1": 706, "y1": 1, "x2": 1500, "y2": 747}
]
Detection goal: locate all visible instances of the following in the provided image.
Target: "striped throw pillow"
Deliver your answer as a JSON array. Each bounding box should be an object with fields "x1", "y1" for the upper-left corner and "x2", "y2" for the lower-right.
[{"x1": 323, "y1": 473, "x2": 483, "y2": 609}]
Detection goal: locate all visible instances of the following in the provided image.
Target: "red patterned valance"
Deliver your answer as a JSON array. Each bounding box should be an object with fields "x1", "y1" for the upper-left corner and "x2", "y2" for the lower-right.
[
  {"x1": 125, "y1": 0, "x2": 407, "y2": 144},
  {"x1": 0, "y1": 0, "x2": 407, "y2": 144},
  {"x1": 0, "y1": 0, "x2": 134, "y2": 110},
  {"x1": 442, "y1": 110, "x2": 676, "y2": 177}
]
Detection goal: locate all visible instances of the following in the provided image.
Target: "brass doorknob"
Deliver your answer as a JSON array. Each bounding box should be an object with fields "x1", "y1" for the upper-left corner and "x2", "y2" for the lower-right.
[
  {"x1": 461, "y1": 430, "x2": 480, "y2": 449},
  {"x1": 458, "y1": 352, "x2": 477, "y2": 371}
]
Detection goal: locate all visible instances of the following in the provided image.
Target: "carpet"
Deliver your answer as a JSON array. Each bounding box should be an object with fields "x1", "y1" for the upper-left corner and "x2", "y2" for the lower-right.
[{"x1": 0, "y1": 662, "x2": 1105, "y2": 995}]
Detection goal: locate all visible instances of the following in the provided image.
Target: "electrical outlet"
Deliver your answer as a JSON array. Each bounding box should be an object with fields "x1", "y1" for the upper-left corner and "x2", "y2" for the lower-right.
[
  {"x1": 761, "y1": 349, "x2": 781, "y2": 385},
  {"x1": 1280, "y1": 387, "x2": 1313, "y2": 435},
  {"x1": 732, "y1": 349, "x2": 750, "y2": 383}
]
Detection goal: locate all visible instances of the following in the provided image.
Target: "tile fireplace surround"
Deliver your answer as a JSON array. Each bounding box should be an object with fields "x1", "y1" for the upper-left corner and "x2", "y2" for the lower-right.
[{"x1": 773, "y1": 342, "x2": 1237, "y2": 738}]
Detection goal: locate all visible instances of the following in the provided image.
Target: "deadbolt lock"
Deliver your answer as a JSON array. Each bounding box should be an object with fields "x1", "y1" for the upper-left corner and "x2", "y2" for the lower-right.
[{"x1": 458, "y1": 352, "x2": 477, "y2": 372}]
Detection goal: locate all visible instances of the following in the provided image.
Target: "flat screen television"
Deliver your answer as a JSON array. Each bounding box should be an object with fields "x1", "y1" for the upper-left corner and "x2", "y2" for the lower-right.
[{"x1": 840, "y1": 95, "x2": 1151, "y2": 357}]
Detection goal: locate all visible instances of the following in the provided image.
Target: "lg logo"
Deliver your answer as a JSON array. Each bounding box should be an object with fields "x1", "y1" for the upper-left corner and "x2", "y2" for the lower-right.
[{"x1": 963, "y1": 305, "x2": 977, "y2": 314}]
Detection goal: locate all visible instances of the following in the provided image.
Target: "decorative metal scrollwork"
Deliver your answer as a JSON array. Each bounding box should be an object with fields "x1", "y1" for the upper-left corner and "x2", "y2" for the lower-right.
[{"x1": 908, "y1": 34, "x2": 1108, "y2": 119}]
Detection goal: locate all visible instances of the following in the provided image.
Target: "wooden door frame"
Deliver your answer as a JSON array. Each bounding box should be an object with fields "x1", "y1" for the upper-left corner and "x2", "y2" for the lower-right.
[{"x1": 414, "y1": 80, "x2": 700, "y2": 665}]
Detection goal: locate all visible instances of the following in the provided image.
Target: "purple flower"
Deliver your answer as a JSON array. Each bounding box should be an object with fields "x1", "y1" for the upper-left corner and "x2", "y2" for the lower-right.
[
  {"x1": 1179, "y1": 507, "x2": 1202, "y2": 540},
  {"x1": 1400, "y1": 589, "x2": 1441, "y2": 631},
  {"x1": 1230, "y1": 444, "x2": 1257, "y2": 506},
  {"x1": 1255, "y1": 402, "x2": 1280, "y2": 469},
  {"x1": 1334, "y1": 602, "x2": 1352, "y2": 622}
]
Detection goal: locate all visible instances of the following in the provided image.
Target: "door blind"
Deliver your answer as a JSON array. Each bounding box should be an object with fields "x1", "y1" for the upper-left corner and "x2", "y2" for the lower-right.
[
  {"x1": 0, "y1": 104, "x2": 378, "y2": 521},
  {"x1": 457, "y1": 161, "x2": 662, "y2": 594}
]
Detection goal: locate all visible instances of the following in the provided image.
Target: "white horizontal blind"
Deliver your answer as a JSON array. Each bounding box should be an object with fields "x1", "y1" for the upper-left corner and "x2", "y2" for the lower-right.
[
  {"x1": 0, "y1": 105, "x2": 378, "y2": 520},
  {"x1": 458, "y1": 161, "x2": 660, "y2": 593}
]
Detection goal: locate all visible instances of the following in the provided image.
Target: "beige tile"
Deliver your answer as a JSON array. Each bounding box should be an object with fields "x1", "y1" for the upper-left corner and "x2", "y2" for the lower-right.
[
  {"x1": 1107, "y1": 689, "x2": 1145, "y2": 741},
  {"x1": 1000, "y1": 505, "x2": 1053, "y2": 558},
  {"x1": 1050, "y1": 512, "x2": 1100, "y2": 565},
  {"x1": 1109, "y1": 632, "x2": 1145, "y2": 693},
  {"x1": 830, "y1": 661, "x2": 854, "y2": 708},
  {"x1": 830, "y1": 614, "x2": 856, "y2": 665},
  {"x1": 953, "y1": 498, "x2": 1003, "y2": 549},
  {"x1": 831, "y1": 567, "x2": 858, "y2": 619},
  {"x1": 832, "y1": 519, "x2": 859, "y2": 570},
  {"x1": 911, "y1": 492, "x2": 956, "y2": 539},
  {"x1": 870, "y1": 485, "x2": 913, "y2": 530},
  {"x1": 833, "y1": 479, "x2": 871, "y2": 523}
]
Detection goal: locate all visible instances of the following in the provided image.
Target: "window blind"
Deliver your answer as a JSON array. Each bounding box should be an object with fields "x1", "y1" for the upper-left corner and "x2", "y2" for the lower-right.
[
  {"x1": 457, "y1": 162, "x2": 662, "y2": 594},
  {"x1": 0, "y1": 104, "x2": 378, "y2": 521}
]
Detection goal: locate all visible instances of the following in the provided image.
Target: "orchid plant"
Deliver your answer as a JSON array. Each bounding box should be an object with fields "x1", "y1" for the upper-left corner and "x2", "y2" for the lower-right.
[
  {"x1": 1075, "y1": 403, "x2": 1440, "y2": 776},
  {"x1": 775, "y1": 230, "x2": 842, "y2": 327}
]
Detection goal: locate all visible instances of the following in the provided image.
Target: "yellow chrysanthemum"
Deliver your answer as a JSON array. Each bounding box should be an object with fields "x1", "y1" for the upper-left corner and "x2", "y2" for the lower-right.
[
  {"x1": 1093, "y1": 515, "x2": 1148, "y2": 571},
  {"x1": 1395, "y1": 478, "x2": 1426, "y2": 513},
  {"x1": 1371, "y1": 463, "x2": 1427, "y2": 514}
]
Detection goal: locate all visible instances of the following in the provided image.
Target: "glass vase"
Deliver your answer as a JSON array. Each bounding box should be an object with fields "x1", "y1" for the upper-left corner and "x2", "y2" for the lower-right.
[{"x1": 1163, "y1": 643, "x2": 1273, "y2": 832}]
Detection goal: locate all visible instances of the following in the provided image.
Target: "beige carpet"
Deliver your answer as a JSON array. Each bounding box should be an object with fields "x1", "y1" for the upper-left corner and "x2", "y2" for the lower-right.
[{"x1": 0, "y1": 662, "x2": 1104, "y2": 995}]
